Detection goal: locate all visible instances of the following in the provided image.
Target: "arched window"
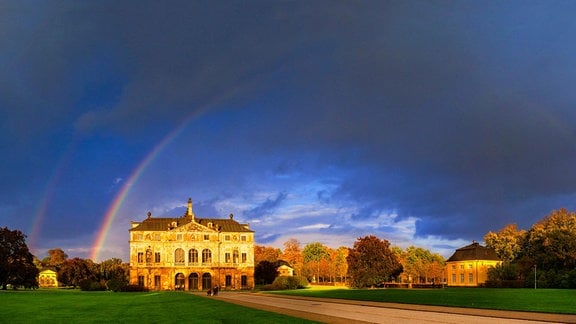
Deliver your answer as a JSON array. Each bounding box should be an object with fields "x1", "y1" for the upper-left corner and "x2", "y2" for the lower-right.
[
  {"x1": 188, "y1": 248, "x2": 198, "y2": 264},
  {"x1": 188, "y1": 273, "x2": 199, "y2": 290},
  {"x1": 202, "y1": 273, "x2": 212, "y2": 291},
  {"x1": 233, "y1": 249, "x2": 239, "y2": 263},
  {"x1": 175, "y1": 248, "x2": 185, "y2": 264},
  {"x1": 202, "y1": 249, "x2": 212, "y2": 263},
  {"x1": 175, "y1": 273, "x2": 185, "y2": 290}
]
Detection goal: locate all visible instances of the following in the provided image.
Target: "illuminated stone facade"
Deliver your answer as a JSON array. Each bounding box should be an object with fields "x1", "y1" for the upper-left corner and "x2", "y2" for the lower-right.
[
  {"x1": 277, "y1": 264, "x2": 294, "y2": 277},
  {"x1": 129, "y1": 198, "x2": 255, "y2": 291},
  {"x1": 445, "y1": 242, "x2": 501, "y2": 287},
  {"x1": 38, "y1": 268, "x2": 59, "y2": 288}
]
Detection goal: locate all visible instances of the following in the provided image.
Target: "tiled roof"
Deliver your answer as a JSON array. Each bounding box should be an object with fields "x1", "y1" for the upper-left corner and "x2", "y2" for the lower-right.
[
  {"x1": 196, "y1": 218, "x2": 253, "y2": 232},
  {"x1": 446, "y1": 242, "x2": 500, "y2": 262},
  {"x1": 130, "y1": 215, "x2": 253, "y2": 233},
  {"x1": 130, "y1": 217, "x2": 184, "y2": 231}
]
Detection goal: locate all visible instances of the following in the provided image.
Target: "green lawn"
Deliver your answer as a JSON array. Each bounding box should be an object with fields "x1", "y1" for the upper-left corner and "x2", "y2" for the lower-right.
[
  {"x1": 271, "y1": 286, "x2": 576, "y2": 314},
  {"x1": 0, "y1": 289, "x2": 318, "y2": 323}
]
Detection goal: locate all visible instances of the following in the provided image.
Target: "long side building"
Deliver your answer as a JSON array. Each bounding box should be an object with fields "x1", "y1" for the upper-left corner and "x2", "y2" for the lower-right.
[{"x1": 129, "y1": 198, "x2": 254, "y2": 291}]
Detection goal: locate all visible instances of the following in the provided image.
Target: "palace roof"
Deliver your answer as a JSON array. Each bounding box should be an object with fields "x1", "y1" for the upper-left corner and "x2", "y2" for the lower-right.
[
  {"x1": 129, "y1": 198, "x2": 253, "y2": 233},
  {"x1": 446, "y1": 242, "x2": 500, "y2": 262},
  {"x1": 130, "y1": 215, "x2": 253, "y2": 233}
]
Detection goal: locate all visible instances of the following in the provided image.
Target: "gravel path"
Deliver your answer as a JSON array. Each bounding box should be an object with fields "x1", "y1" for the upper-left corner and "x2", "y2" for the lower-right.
[{"x1": 201, "y1": 292, "x2": 576, "y2": 323}]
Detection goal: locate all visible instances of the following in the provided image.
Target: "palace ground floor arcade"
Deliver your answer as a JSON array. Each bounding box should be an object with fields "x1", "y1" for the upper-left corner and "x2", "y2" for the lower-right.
[{"x1": 130, "y1": 266, "x2": 254, "y2": 291}]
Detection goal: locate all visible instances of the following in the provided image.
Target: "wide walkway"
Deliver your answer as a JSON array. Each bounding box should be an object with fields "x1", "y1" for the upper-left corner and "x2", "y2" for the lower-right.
[{"x1": 205, "y1": 292, "x2": 576, "y2": 323}]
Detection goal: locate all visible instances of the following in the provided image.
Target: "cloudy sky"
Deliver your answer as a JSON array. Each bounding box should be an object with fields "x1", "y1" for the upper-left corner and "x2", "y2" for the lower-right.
[{"x1": 2, "y1": 1, "x2": 576, "y2": 261}]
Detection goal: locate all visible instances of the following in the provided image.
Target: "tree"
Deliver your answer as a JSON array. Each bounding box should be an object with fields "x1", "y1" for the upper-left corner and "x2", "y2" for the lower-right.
[
  {"x1": 520, "y1": 209, "x2": 576, "y2": 283},
  {"x1": 58, "y1": 258, "x2": 97, "y2": 287},
  {"x1": 98, "y1": 258, "x2": 129, "y2": 291},
  {"x1": 281, "y1": 239, "x2": 303, "y2": 276},
  {"x1": 484, "y1": 224, "x2": 525, "y2": 263},
  {"x1": 0, "y1": 227, "x2": 39, "y2": 289},
  {"x1": 487, "y1": 263, "x2": 518, "y2": 282},
  {"x1": 333, "y1": 246, "x2": 349, "y2": 283},
  {"x1": 99, "y1": 258, "x2": 128, "y2": 281},
  {"x1": 425, "y1": 253, "x2": 445, "y2": 285},
  {"x1": 254, "y1": 245, "x2": 281, "y2": 265},
  {"x1": 347, "y1": 235, "x2": 403, "y2": 288},
  {"x1": 400, "y1": 246, "x2": 445, "y2": 285},
  {"x1": 44, "y1": 248, "x2": 68, "y2": 269},
  {"x1": 302, "y1": 242, "x2": 329, "y2": 283},
  {"x1": 254, "y1": 260, "x2": 279, "y2": 285}
]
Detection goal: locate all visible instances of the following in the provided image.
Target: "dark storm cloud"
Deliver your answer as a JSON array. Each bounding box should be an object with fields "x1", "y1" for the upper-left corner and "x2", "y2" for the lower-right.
[
  {"x1": 2, "y1": 1, "x2": 576, "y2": 257},
  {"x1": 244, "y1": 192, "x2": 288, "y2": 220},
  {"x1": 229, "y1": 1, "x2": 576, "y2": 238},
  {"x1": 0, "y1": 1, "x2": 355, "y2": 135}
]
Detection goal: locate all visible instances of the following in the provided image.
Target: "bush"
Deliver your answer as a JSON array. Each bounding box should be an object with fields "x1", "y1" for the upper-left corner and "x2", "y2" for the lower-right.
[
  {"x1": 107, "y1": 278, "x2": 129, "y2": 292},
  {"x1": 122, "y1": 284, "x2": 149, "y2": 292},
  {"x1": 257, "y1": 284, "x2": 276, "y2": 291},
  {"x1": 531, "y1": 268, "x2": 576, "y2": 289},
  {"x1": 270, "y1": 276, "x2": 308, "y2": 290},
  {"x1": 79, "y1": 279, "x2": 106, "y2": 291},
  {"x1": 485, "y1": 280, "x2": 524, "y2": 288}
]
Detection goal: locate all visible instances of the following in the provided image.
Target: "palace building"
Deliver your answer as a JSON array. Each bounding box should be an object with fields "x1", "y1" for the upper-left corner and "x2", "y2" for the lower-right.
[
  {"x1": 445, "y1": 241, "x2": 501, "y2": 287},
  {"x1": 129, "y1": 198, "x2": 255, "y2": 291}
]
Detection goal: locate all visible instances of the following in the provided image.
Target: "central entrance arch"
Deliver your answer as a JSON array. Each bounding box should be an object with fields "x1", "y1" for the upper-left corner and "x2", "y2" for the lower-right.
[{"x1": 188, "y1": 273, "x2": 199, "y2": 290}]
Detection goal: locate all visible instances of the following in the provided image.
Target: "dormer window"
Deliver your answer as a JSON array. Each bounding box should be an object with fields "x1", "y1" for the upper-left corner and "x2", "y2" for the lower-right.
[{"x1": 208, "y1": 222, "x2": 213, "y2": 228}]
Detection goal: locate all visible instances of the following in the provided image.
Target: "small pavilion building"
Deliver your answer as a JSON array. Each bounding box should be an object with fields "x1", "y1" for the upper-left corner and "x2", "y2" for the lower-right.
[
  {"x1": 38, "y1": 268, "x2": 59, "y2": 288},
  {"x1": 445, "y1": 241, "x2": 501, "y2": 287}
]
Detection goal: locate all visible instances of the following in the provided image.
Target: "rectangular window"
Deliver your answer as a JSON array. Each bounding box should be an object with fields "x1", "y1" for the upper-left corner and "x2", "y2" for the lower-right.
[
  {"x1": 460, "y1": 264, "x2": 464, "y2": 270},
  {"x1": 225, "y1": 253, "x2": 231, "y2": 263},
  {"x1": 225, "y1": 235, "x2": 230, "y2": 241},
  {"x1": 241, "y1": 235, "x2": 246, "y2": 242},
  {"x1": 204, "y1": 234, "x2": 210, "y2": 241},
  {"x1": 468, "y1": 264, "x2": 473, "y2": 269},
  {"x1": 225, "y1": 275, "x2": 232, "y2": 287},
  {"x1": 241, "y1": 275, "x2": 247, "y2": 288},
  {"x1": 137, "y1": 252, "x2": 144, "y2": 263},
  {"x1": 155, "y1": 252, "x2": 161, "y2": 263},
  {"x1": 138, "y1": 275, "x2": 145, "y2": 287},
  {"x1": 451, "y1": 274, "x2": 456, "y2": 283},
  {"x1": 451, "y1": 264, "x2": 456, "y2": 270},
  {"x1": 137, "y1": 234, "x2": 143, "y2": 240},
  {"x1": 468, "y1": 273, "x2": 474, "y2": 283},
  {"x1": 154, "y1": 275, "x2": 161, "y2": 288},
  {"x1": 154, "y1": 233, "x2": 161, "y2": 240},
  {"x1": 241, "y1": 253, "x2": 247, "y2": 263},
  {"x1": 460, "y1": 274, "x2": 465, "y2": 283}
]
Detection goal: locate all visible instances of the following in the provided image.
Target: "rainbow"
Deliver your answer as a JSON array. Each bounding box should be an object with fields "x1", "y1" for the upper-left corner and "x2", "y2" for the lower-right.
[
  {"x1": 89, "y1": 74, "x2": 267, "y2": 261},
  {"x1": 29, "y1": 141, "x2": 77, "y2": 252},
  {"x1": 89, "y1": 113, "x2": 195, "y2": 261}
]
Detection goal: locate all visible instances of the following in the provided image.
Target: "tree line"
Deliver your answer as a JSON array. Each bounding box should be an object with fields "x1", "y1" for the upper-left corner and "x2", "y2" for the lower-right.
[
  {"x1": 0, "y1": 227, "x2": 130, "y2": 291},
  {"x1": 484, "y1": 208, "x2": 576, "y2": 288},
  {"x1": 3, "y1": 207, "x2": 576, "y2": 290},
  {"x1": 255, "y1": 236, "x2": 445, "y2": 288},
  {"x1": 1, "y1": 228, "x2": 442, "y2": 291}
]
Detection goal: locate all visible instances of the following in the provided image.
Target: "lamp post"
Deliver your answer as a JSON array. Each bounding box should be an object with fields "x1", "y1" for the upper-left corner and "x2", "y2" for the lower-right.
[{"x1": 534, "y1": 264, "x2": 537, "y2": 289}]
